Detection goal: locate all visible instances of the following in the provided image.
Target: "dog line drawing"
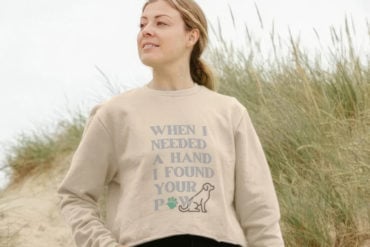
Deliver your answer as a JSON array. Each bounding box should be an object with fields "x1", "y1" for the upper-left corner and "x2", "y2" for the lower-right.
[{"x1": 178, "y1": 183, "x2": 215, "y2": 213}]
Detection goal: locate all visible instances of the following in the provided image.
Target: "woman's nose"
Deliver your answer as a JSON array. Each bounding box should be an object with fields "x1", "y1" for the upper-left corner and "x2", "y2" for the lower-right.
[{"x1": 142, "y1": 24, "x2": 154, "y2": 37}]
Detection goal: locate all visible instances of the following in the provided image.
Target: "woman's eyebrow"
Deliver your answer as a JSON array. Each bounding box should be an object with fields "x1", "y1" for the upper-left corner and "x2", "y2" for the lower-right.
[{"x1": 140, "y1": 14, "x2": 172, "y2": 20}]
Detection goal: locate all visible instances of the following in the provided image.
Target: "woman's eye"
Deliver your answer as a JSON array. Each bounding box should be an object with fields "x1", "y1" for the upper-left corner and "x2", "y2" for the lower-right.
[
  {"x1": 157, "y1": 22, "x2": 167, "y2": 26},
  {"x1": 139, "y1": 23, "x2": 146, "y2": 29}
]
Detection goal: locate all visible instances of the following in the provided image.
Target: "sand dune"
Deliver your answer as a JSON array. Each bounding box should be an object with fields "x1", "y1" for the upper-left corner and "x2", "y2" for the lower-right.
[{"x1": 0, "y1": 154, "x2": 74, "y2": 247}]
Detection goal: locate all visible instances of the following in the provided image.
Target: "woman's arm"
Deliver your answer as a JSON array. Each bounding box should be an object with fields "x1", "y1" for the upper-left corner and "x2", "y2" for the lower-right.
[
  {"x1": 234, "y1": 109, "x2": 285, "y2": 247},
  {"x1": 57, "y1": 106, "x2": 119, "y2": 247}
]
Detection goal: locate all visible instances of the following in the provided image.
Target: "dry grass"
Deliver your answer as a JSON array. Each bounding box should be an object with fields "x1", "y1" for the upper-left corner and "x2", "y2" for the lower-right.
[
  {"x1": 3, "y1": 110, "x2": 86, "y2": 186},
  {"x1": 209, "y1": 12, "x2": 370, "y2": 247}
]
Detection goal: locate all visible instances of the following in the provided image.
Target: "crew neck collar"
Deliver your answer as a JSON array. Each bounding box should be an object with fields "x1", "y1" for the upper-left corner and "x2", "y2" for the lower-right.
[{"x1": 142, "y1": 83, "x2": 201, "y2": 96}]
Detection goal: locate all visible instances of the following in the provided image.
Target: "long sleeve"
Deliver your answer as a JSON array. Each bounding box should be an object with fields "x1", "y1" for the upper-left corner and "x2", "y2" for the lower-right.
[
  {"x1": 57, "y1": 105, "x2": 119, "y2": 247},
  {"x1": 234, "y1": 109, "x2": 284, "y2": 246}
]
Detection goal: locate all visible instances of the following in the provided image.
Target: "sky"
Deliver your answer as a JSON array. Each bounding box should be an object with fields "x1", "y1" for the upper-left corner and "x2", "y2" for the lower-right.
[{"x1": 0, "y1": 0, "x2": 369, "y2": 189}]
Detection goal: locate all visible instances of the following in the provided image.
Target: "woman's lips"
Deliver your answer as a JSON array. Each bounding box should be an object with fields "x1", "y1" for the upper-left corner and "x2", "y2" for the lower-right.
[{"x1": 142, "y1": 42, "x2": 159, "y2": 49}]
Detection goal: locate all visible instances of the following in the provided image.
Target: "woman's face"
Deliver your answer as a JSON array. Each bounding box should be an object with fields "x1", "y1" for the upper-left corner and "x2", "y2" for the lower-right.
[{"x1": 137, "y1": 0, "x2": 196, "y2": 68}]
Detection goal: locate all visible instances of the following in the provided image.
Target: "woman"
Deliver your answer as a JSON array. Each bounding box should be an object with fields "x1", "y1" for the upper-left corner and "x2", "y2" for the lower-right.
[{"x1": 57, "y1": 0, "x2": 285, "y2": 246}]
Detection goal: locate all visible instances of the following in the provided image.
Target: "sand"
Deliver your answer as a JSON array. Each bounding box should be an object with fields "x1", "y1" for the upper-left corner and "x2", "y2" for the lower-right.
[{"x1": 0, "y1": 154, "x2": 74, "y2": 247}]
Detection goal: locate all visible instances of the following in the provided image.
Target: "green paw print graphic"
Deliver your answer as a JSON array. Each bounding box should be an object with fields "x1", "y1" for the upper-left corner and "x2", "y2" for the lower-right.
[{"x1": 167, "y1": 197, "x2": 178, "y2": 209}]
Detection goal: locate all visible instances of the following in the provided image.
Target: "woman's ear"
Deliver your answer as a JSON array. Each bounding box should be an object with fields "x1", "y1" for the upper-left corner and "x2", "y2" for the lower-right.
[{"x1": 186, "y1": 28, "x2": 200, "y2": 47}]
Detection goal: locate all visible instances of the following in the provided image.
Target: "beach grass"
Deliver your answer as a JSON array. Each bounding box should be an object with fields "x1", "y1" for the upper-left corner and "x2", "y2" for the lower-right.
[
  {"x1": 3, "y1": 110, "x2": 86, "y2": 186},
  {"x1": 208, "y1": 13, "x2": 370, "y2": 247}
]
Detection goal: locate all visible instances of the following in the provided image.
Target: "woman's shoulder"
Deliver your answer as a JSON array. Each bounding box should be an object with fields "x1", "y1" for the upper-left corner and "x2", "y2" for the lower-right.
[
  {"x1": 201, "y1": 86, "x2": 246, "y2": 112},
  {"x1": 87, "y1": 86, "x2": 144, "y2": 118}
]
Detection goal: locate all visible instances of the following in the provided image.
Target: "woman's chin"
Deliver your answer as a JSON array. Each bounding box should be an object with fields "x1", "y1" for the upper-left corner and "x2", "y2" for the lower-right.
[
  {"x1": 141, "y1": 60, "x2": 155, "y2": 67},
  {"x1": 140, "y1": 58, "x2": 163, "y2": 68},
  {"x1": 140, "y1": 52, "x2": 170, "y2": 66}
]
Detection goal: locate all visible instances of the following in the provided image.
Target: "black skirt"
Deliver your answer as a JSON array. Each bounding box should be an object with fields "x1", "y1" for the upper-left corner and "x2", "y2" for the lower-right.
[{"x1": 135, "y1": 234, "x2": 241, "y2": 247}]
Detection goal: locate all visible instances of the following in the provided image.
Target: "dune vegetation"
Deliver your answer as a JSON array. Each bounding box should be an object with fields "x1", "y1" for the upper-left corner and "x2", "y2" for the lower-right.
[
  {"x1": 1, "y1": 14, "x2": 369, "y2": 247},
  {"x1": 209, "y1": 14, "x2": 370, "y2": 246}
]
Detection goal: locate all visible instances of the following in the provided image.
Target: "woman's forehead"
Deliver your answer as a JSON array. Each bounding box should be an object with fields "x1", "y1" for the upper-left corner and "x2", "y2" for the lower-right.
[{"x1": 141, "y1": 1, "x2": 179, "y2": 18}]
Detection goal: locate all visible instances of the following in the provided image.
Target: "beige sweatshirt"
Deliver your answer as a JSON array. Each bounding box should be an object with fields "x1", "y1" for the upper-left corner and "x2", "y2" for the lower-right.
[{"x1": 57, "y1": 83, "x2": 284, "y2": 247}]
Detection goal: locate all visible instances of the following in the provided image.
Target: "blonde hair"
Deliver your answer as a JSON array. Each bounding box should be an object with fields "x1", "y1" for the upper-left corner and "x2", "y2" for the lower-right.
[{"x1": 142, "y1": 0, "x2": 215, "y2": 91}]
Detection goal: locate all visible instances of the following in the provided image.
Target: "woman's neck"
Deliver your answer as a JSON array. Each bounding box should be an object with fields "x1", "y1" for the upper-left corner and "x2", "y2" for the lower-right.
[{"x1": 149, "y1": 64, "x2": 194, "y2": 91}]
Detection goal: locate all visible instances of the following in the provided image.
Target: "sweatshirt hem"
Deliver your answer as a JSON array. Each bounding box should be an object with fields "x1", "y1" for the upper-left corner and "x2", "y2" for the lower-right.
[{"x1": 124, "y1": 232, "x2": 245, "y2": 247}]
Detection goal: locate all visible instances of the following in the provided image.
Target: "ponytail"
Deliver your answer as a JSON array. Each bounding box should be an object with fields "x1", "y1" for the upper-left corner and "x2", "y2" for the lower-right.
[{"x1": 190, "y1": 56, "x2": 215, "y2": 91}]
